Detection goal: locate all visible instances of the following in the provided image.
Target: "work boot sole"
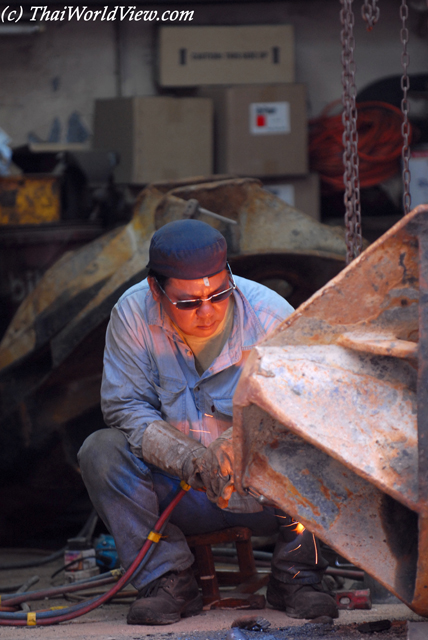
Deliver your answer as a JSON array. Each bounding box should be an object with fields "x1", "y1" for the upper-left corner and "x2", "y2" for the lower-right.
[
  {"x1": 282, "y1": 602, "x2": 338, "y2": 619},
  {"x1": 127, "y1": 593, "x2": 203, "y2": 625},
  {"x1": 267, "y1": 585, "x2": 338, "y2": 620}
]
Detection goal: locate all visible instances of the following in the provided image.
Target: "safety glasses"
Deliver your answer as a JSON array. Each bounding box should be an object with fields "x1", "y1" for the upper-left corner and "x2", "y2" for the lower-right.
[{"x1": 156, "y1": 263, "x2": 237, "y2": 311}]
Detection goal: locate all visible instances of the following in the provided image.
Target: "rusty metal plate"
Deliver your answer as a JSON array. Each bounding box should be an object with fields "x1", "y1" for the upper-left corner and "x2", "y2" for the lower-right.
[
  {"x1": 237, "y1": 344, "x2": 418, "y2": 508},
  {"x1": 233, "y1": 204, "x2": 428, "y2": 616},
  {"x1": 235, "y1": 404, "x2": 418, "y2": 606}
]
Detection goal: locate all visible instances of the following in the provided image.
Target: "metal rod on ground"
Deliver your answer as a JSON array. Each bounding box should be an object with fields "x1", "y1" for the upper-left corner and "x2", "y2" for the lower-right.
[{"x1": 16, "y1": 576, "x2": 39, "y2": 613}]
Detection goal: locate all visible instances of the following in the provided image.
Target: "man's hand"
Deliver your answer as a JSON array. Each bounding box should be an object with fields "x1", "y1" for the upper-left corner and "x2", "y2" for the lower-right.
[
  {"x1": 142, "y1": 421, "x2": 235, "y2": 507},
  {"x1": 142, "y1": 420, "x2": 207, "y2": 488},
  {"x1": 192, "y1": 427, "x2": 234, "y2": 508}
]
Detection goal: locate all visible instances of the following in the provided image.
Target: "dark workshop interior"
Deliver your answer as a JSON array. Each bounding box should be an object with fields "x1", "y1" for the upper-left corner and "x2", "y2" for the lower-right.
[{"x1": 0, "y1": 0, "x2": 428, "y2": 637}]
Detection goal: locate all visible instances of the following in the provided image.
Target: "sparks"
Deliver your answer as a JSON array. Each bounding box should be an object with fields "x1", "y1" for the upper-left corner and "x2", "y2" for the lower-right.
[
  {"x1": 312, "y1": 533, "x2": 318, "y2": 565},
  {"x1": 292, "y1": 571, "x2": 301, "y2": 579},
  {"x1": 204, "y1": 413, "x2": 214, "y2": 418},
  {"x1": 189, "y1": 429, "x2": 210, "y2": 433},
  {"x1": 289, "y1": 543, "x2": 302, "y2": 553},
  {"x1": 277, "y1": 519, "x2": 306, "y2": 532}
]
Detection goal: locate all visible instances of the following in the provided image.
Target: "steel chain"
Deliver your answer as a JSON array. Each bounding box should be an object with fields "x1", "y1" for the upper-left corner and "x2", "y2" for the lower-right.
[
  {"x1": 400, "y1": 0, "x2": 412, "y2": 214},
  {"x1": 341, "y1": 0, "x2": 363, "y2": 264},
  {"x1": 361, "y1": 0, "x2": 380, "y2": 31}
]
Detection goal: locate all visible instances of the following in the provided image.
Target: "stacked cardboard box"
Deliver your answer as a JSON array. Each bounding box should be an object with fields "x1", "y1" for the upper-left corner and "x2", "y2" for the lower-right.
[
  {"x1": 158, "y1": 25, "x2": 294, "y2": 87},
  {"x1": 93, "y1": 96, "x2": 213, "y2": 184},
  {"x1": 263, "y1": 174, "x2": 321, "y2": 221},
  {"x1": 92, "y1": 23, "x2": 318, "y2": 220},
  {"x1": 199, "y1": 84, "x2": 308, "y2": 177},
  {"x1": 156, "y1": 24, "x2": 317, "y2": 219}
]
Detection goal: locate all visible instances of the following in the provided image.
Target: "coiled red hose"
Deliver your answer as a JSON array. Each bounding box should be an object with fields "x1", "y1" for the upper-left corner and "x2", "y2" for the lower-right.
[
  {"x1": 0, "y1": 485, "x2": 188, "y2": 626},
  {"x1": 309, "y1": 100, "x2": 413, "y2": 190}
]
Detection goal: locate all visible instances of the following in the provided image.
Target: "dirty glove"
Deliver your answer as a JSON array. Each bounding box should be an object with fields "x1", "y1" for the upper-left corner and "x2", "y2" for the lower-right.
[
  {"x1": 193, "y1": 427, "x2": 235, "y2": 508},
  {"x1": 141, "y1": 420, "x2": 206, "y2": 490}
]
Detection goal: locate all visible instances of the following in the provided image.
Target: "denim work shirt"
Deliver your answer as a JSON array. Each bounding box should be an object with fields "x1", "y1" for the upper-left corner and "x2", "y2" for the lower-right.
[{"x1": 101, "y1": 275, "x2": 294, "y2": 459}]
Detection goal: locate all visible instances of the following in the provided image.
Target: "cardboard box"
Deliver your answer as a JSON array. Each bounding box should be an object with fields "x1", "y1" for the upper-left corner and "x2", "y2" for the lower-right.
[
  {"x1": 201, "y1": 84, "x2": 307, "y2": 177},
  {"x1": 263, "y1": 174, "x2": 320, "y2": 221},
  {"x1": 409, "y1": 149, "x2": 428, "y2": 207},
  {"x1": 158, "y1": 25, "x2": 294, "y2": 87},
  {"x1": 93, "y1": 97, "x2": 213, "y2": 184}
]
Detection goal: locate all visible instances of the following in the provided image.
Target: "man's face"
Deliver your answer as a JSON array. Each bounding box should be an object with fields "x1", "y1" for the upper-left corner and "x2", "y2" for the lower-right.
[{"x1": 149, "y1": 269, "x2": 231, "y2": 338}]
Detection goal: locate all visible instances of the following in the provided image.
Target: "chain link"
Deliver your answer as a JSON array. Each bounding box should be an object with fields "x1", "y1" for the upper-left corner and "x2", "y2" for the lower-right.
[
  {"x1": 400, "y1": 0, "x2": 412, "y2": 214},
  {"x1": 341, "y1": 0, "x2": 363, "y2": 264},
  {"x1": 361, "y1": 0, "x2": 380, "y2": 31}
]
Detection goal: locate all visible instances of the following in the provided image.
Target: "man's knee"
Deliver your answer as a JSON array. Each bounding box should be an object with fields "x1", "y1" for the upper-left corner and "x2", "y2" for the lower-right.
[{"x1": 78, "y1": 428, "x2": 127, "y2": 478}]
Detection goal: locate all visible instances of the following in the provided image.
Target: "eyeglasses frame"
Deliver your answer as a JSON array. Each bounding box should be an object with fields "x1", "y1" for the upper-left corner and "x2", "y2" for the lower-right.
[{"x1": 155, "y1": 263, "x2": 237, "y2": 311}]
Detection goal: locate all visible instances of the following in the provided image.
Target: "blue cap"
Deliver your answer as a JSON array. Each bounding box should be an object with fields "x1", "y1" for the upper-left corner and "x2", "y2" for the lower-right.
[{"x1": 147, "y1": 219, "x2": 227, "y2": 280}]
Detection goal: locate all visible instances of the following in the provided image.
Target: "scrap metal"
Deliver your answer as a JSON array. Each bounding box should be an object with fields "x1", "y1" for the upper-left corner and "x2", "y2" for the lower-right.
[{"x1": 233, "y1": 204, "x2": 428, "y2": 616}]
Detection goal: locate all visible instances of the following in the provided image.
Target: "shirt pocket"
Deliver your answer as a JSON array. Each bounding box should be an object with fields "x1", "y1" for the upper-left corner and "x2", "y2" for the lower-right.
[{"x1": 153, "y1": 379, "x2": 187, "y2": 426}]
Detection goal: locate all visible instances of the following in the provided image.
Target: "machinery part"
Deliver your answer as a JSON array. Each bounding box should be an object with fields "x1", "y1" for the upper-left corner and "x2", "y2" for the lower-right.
[
  {"x1": 15, "y1": 576, "x2": 39, "y2": 613},
  {"x1": 182, "y1": 197, "x2": 240, "y2": 254},
  {"x1": 233, "y1": 204, "x2": 428, "y2": 616},
  {"x1": 335, "y1": 589, "x2": 371, "y2": 610}
]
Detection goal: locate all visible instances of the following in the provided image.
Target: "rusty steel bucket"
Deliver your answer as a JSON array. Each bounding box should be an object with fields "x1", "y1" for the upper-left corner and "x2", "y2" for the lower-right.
[{"x1": 233, "y1": 204, "x2": 428, "y2": 616}]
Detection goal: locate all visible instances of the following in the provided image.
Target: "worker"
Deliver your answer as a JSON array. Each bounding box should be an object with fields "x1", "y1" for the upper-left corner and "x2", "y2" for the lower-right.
[{"x1": 78, "y1": 219, "x2": 338, "y2": 625}]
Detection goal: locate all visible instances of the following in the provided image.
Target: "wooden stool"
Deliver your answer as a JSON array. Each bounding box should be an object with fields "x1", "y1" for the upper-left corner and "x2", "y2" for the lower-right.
[{"x1": 186, "y1": 526, "x2": 269, "y2": 610}]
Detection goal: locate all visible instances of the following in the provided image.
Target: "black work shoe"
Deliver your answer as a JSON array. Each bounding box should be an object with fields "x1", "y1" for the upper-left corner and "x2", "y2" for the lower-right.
[
  {"x1": 266, "y1": 576, "x2": 338, "y2": 619},
  {"x1": 127, "y1": 567, "x2": 203, "y2": 625}
]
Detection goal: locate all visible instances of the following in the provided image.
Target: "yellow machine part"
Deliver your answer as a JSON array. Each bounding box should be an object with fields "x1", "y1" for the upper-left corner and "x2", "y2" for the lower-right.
[{"x1": 0, "y1": 175, "x2": 61, "y2": 225}]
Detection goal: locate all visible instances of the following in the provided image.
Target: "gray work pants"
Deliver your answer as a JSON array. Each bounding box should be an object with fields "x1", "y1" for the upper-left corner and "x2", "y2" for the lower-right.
[{"x1": 78, "y1": 429, "x2": 327, "y2": 591}]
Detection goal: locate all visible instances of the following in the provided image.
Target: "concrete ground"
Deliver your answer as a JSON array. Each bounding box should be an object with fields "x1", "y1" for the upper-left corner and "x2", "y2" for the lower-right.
[{"x1": 0, "y1": 549, "x2": 426, "y2": 640}]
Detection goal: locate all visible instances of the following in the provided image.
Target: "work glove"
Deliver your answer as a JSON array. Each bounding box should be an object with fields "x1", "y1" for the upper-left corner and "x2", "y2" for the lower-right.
[
  {"x1": 141, "y1": 420, "x2": 206, "y2": 490},
  {"x1": 193, "y1": 427, "x2": 235, "y2": 508}
]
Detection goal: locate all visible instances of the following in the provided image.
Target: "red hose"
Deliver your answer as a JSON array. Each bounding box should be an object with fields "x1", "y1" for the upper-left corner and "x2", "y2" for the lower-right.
[
  {"x1": 0, "y1": 486, "x2": 188, "y2": 626},
  {"x1": 309, "y1": 100, "x2": 413, "y2": 190}
]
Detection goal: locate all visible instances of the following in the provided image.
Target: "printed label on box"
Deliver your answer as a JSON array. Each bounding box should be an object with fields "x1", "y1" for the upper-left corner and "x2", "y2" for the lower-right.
[
  {"x1": 264, "y1": 184, "x2": 295, "y2": 206},
  {"x1": 409, "y1": 152, "x2": 428, "y2": 207},
  {"x1": 249, "y1": 102, "x2": 290, "y2": 135}
]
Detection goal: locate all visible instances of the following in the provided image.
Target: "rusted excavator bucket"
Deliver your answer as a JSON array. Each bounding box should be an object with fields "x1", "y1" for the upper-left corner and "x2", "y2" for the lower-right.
[{"x1": 233, "y1": 204, "x2": 428, "y2": 616}]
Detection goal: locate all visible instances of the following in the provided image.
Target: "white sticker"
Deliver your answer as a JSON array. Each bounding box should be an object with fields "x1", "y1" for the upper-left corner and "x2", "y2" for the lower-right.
[
  {"x1": 203, "y1": 277, "x2": 210, "y2": 286},
  {"x1": 264, "y1": 184, "x2": 295, "y2": 207},
  {"x1": 409, "y1": 153, "x2": 428, "y2": 208},
  {"x1": 249, "y1": 102, "x2": 290, "y2": 135}
]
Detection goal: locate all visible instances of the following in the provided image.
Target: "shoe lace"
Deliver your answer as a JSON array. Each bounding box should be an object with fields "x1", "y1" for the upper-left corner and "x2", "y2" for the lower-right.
[{"x1": 139, "y1": 572, "x2": 175, "y2": 598}]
